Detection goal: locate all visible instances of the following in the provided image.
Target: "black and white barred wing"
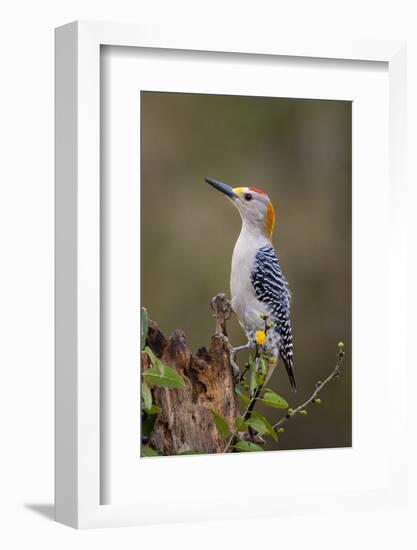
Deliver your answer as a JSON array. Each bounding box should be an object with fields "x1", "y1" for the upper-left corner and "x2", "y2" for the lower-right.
[{"x1": 251, "y1": 245, "x2": 296, "y2": 390}]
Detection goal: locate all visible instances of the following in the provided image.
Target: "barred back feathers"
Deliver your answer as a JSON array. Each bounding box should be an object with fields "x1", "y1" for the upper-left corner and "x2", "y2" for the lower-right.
[{"x1": 251, "y1": 245, "x2": 296, "y2": 389}]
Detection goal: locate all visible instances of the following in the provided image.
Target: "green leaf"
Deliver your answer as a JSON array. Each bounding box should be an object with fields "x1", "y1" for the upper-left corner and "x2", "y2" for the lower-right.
[
  {"x1": 250, "y1": 362, "x2": 258, "y2": 395},
  {"x1": 234, "y1": 440, "x2": 264, "y2": 452},
  {"x1": 260, "y1": 389, "x2": 289, "y2": 409},
  {"x1": 144, "y1": 346, "x2": 166, "y2": 375},
  {"x1": 251, "y1": 410, "x2": 278, "y2": 441},
  {"x1": 235, "y1": 416, "x2": 248, "y2": 432},
  {"x1": 143, "y1": 365, "x2": 185, "y2": 389},
  {"x1": 235, "y1": 386, "x2": 250, "y2": 406},
  {"x1": 257, "y1": 357, "x2": 267, "y2": 385},
  {"x1": 235, "y1": 385, "x2": 251, "y2": 406},
  {"x1": 141, "y1": 308, "x2": 149, "y2": 350},
  {"x1": 246, "y1": 416, "x2": 269, "y2": 436},
  {"x1": 209, "y1": 410, "x2": 230, "y2": 439},
  {"x1": 141, "y1": 382, "x2": 152, "y2": 410},
  {"x1": 144, "y1": 346, "x2": 158, "y2": 365},
  {"x1": 143, "y1": 404, "x2": 161, "y2": 415},
  {"x1": 177, "y1": 449, "x2": 203, "y2": 455},
  {"x1": 141, "y1": 445, "x2": 159, "y2": 457}
]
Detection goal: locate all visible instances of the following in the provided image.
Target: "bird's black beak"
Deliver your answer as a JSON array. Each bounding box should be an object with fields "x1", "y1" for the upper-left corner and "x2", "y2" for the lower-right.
[{"x1": 205, "y1": 177, "x2": 238, "y2": 200}]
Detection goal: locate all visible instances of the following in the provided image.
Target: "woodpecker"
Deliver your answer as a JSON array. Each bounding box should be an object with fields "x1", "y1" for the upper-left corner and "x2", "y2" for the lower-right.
[{"x1": 205, "y1": 177, "x2": 296, "y2": 390}]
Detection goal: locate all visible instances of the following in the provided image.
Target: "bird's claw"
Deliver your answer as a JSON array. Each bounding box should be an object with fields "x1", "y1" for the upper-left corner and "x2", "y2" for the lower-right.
[
  {"x1": 232, "y1": 343, "x2": 251, "y2": 354},
  {"x1": 228, "y1": 343, "x2": 241, "y2": 380},
  {"x1": 230, "y1": 358, "x2": 240, "y2": 380},
  {"x1": 217, "y1": 334, "x2": 245, "y2": 381},
  {"x1": 230, "y1": 343, "x2": 251, "y2": 382}
]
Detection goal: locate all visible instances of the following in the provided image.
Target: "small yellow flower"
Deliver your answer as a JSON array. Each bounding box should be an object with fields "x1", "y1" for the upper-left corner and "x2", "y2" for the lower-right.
[{"x1": 255, "y1": 330, "x2": 266, "y2": 345}]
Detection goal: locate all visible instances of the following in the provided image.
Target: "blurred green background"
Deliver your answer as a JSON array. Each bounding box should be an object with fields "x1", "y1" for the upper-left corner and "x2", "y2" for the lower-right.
[{"x1": 141, "y1": 91, "x2": 352, "y2": 451}]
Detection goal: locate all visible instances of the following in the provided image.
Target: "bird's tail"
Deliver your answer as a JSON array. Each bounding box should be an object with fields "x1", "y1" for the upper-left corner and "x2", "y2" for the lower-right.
[{"x1": 282, "y1": 355, "x2": 297, "y2": 391}]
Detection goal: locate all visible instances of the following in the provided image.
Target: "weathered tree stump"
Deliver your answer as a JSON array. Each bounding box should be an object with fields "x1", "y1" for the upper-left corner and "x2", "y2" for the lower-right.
[{"x1": 142, "y1": 296, "x2": 239, "y2": 455}]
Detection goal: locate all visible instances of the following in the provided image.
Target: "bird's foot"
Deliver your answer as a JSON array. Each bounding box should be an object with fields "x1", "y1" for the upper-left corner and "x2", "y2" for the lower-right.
[
  {"x1": 232, "y1": 343, "x2": 251, "y2": 355},
  {"x1": 230, "y1": 342, "x2": 252, "y2": 382},
  {"x1": 218, "y1": 335, "x2": 247, "y2": 381},
  {"x1": 230, "y1": 356, "x2": 241, "y2": 380}
]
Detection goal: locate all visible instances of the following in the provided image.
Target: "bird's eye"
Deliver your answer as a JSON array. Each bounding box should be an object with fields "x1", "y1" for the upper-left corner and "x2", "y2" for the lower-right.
[{"x1": 245, "y1": 193, "x2": 253, "y2": 201}]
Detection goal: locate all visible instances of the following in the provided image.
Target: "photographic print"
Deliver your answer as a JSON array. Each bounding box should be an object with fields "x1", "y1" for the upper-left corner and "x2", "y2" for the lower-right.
[{"x1": 140, "y1": 91, "x2": 351, "y2": 457}]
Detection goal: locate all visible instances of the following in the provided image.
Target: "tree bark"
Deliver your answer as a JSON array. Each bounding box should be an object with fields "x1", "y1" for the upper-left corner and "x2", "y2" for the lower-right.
[{"x1": 142, "y1": 295, "x2": 239, "y2": 455}]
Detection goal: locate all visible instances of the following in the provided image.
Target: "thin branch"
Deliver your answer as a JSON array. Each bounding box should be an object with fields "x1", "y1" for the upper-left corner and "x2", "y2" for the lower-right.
[
  {"x1": 272, "y1": 348, "x2": 345, "y2": 431},
  {"x1": 223, "y1": 358, "x2": 265, "y2": 453},
  {"x1": 223, "y1": 395, "x2": 255, "y2": 453}
]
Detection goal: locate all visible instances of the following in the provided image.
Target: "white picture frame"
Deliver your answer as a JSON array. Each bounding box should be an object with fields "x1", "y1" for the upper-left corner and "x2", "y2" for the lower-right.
[{"x1": 55, "y1": 21, "x2": 407, "y2": 529}]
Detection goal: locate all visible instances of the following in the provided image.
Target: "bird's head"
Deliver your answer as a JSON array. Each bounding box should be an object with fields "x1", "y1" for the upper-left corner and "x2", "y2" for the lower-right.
[{"x1": 205, "y1": 177, "x2": 275, "y2": 239}]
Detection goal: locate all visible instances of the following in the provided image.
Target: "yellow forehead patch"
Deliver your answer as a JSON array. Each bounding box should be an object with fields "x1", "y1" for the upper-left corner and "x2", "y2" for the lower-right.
[{"x1": 233, "y1": 187, "x2": 245, "y2": 195}]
